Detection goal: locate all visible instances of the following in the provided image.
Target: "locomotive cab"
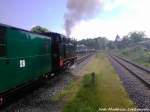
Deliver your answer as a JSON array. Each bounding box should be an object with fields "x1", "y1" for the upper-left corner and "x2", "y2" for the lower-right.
[
  {"x1": 41, "y1": 32, "x2": 77, "y2": 71},
  {"x1": 40, "y1": 32, "x2": 61, "y2": 73}
]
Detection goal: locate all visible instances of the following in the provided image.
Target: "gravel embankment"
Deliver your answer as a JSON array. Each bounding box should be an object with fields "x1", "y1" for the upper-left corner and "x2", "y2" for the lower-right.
[
  {"x1": 1, "y1": 55, "x2": 94, "y2": 112},
  {"x1": 109, "y1": 56, "x2": 150, "y2": 108},
  {"x1": 2, "y1": 72, "x2": 74, "y2": 112}
]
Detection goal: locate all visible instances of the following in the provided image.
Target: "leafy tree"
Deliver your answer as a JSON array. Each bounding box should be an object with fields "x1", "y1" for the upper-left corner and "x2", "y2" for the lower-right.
[
  {"x1": 114, "y1": 35, "x2": 121, "y2": 49},
  {"x1": 31, "y1": 26, "x2": 49, "y2": 33},
  {"x1": 115, "y1": 35, "x2": 121, "y2": 42},
  {"x1": 128, "y1": 31, "x2": 145, "y2": 43},
  {"x1": 107, "y1": 41, "x2": 116, "y2": 49},
  {"x1": 78, "y1": 37, "x2": 109, "y2": 50},
  {"x1": 113, "y1": 31, "x2": 146, "y2": 49},
  {"x1": 120, "y1": 36, "x2": 130, "y2": 48}
]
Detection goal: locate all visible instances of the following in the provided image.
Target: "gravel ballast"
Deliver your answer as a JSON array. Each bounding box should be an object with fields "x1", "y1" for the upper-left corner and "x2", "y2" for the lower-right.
[{"x1": 109, "y1": 56, "x2": 150, "y2": 109}]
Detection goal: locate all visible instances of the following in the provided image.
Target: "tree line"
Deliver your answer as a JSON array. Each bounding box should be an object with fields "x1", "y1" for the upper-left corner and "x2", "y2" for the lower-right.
[
  {"x1": 78, "y1": 31, "x2": 150, "y2": 50},
  {"x1": 30, "y1": 26, "x2": 150, "y2": 50}
]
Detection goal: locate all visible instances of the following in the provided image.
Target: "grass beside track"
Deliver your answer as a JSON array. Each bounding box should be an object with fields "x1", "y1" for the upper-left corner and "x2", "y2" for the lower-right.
[{"x1": 53, "y1": 53, "x2": 135, "y2": 112}]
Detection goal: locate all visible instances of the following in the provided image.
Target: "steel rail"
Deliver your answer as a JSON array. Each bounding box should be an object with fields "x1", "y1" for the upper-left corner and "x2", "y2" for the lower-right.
[{"x1": 110, "y1": 55, "x2": 150, "y2": 88}]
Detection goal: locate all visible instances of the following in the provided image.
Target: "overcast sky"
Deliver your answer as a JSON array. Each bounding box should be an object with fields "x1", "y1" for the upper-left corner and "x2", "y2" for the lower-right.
[{"x1": 0, "y1": 0, "x2": 150, "y2": 40}]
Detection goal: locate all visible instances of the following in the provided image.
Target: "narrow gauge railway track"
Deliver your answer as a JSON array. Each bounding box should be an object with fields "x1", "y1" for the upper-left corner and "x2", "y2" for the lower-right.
[
  {"x1": 0, "y1": 53, "x2": 94, "y2": 110},
  {"x1": 109, "y1": 55, "x2": 150, "y2": 88},
  {"x1": 77, "y1": 53, "x2": 94, "y2": 64}
]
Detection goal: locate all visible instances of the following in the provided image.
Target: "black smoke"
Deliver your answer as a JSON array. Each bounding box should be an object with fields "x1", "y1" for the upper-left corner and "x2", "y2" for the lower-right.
[{"x1": 64, "y1": 0, "x2": 101, "y2": 37}]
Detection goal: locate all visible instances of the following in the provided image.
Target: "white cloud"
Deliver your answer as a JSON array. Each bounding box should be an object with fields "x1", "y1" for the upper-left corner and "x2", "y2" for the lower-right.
[
  {"x1": 71, "y1": 0, "x2": 150, "y2": 40},
  {"x1": 102, "y1": 0, "x2": 129, "y2": 12}
]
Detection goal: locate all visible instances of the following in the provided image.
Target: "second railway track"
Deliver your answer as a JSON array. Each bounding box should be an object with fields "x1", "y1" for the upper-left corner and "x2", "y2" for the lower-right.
[{"x1": 109, "y1": 55, "x2": 150, "y2": 89}]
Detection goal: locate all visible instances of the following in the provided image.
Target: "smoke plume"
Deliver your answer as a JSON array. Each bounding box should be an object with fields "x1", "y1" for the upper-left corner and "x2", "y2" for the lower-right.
[{"x1": 64, "y1": 0, "x2": 101, "y2": 37}]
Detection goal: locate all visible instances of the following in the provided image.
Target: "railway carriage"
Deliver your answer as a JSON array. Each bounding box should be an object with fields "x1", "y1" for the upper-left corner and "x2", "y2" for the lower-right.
[
  {"x1": 0, "y1": 23, "x2": 77, "y2": 105},
  {"x1": 0, "y1": 24, "x2": 51, "y2": 104},
  {"x1": 76, "y1": 44, "x2": 95, "y2": 58}
]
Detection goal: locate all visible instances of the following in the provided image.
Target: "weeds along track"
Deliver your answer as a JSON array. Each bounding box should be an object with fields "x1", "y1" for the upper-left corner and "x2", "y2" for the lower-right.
[{"x1": 110, "y1": 55, "x2": 150, "y2": 88}]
